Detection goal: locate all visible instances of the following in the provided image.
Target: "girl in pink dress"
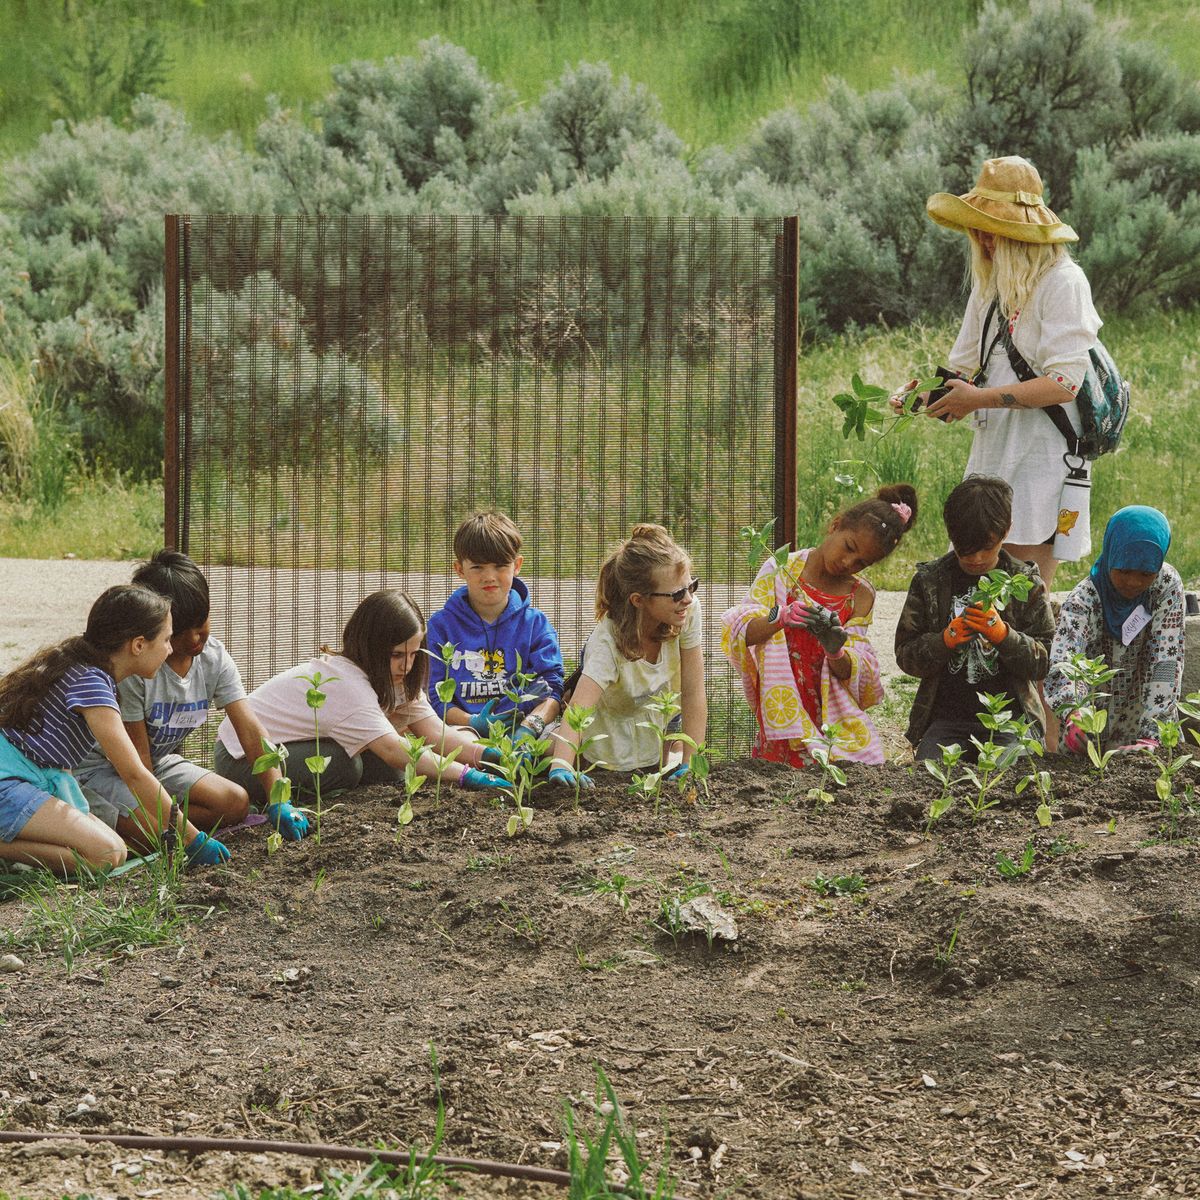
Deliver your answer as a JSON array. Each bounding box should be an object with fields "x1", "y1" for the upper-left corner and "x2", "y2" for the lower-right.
[{"x1": 721, "y1": 484, "x2": 917, "y2": 767}]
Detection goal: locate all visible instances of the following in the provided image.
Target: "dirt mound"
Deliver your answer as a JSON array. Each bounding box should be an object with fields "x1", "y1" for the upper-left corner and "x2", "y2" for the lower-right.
[{"x1": 2, "y1": 755, "x2": 1199, "y2": 1198}]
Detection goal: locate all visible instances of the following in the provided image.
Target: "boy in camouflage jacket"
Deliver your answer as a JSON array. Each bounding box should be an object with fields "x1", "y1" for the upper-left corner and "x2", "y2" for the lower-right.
[{"x1": 895, "y1": 476, "x2": 1056, "y2": 760}]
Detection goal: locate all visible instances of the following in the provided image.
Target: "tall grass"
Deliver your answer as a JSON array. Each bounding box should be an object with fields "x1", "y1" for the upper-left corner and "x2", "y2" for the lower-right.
[{"x1": 1, "y1": 0, "x2": 1197, "y2": 155}]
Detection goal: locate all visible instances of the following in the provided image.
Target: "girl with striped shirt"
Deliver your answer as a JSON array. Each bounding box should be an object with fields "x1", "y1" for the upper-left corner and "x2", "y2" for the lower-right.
[{"x1": 0, "y1": 585, "x2": 229, "y2": 873}]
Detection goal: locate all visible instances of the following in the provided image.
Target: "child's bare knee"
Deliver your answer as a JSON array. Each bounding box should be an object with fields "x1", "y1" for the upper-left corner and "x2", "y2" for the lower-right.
[{"x1": 84, "y1": 829, "x2": 127, "y2": 871}]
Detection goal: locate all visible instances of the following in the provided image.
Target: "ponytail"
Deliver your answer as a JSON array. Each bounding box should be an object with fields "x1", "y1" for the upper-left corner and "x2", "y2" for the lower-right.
[
  {"x1": 837, "y1": 483, "x2": 918, "y2": 557},
  {"x1": 596, "y1": 524, "x2": 691, "y2": 661}
]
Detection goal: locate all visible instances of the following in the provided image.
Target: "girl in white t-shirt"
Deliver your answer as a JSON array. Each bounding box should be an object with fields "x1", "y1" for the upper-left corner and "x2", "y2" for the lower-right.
[
  {"x1": 550, "y1": 524, "x2": 706, "y2": 786},
  {"x1": 214, "y1": 589, "x2": 506, "y2": 796}
]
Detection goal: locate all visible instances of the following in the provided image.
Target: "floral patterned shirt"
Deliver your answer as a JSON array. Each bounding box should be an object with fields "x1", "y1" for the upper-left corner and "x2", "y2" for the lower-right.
[{"x1": 1045, "y1": 566, "x2": 1185, "y2": 745}]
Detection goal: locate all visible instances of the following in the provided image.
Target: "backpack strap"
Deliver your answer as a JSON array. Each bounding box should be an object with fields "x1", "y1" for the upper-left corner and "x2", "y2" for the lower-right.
[{"x1": 980, "y1": 300, "x2": 1082, "y2": 457}]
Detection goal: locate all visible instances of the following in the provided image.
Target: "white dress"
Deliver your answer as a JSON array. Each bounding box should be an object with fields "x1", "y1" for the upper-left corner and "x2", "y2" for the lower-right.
[{"x1": 948, "y1": 257, "x2": 1101, "y2": 557}]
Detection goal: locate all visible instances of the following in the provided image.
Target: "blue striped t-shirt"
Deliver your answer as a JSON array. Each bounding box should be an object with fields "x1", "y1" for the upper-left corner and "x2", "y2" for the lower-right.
[{"x1": 1, "y1": 665, "x2": 119, "y2": 770}]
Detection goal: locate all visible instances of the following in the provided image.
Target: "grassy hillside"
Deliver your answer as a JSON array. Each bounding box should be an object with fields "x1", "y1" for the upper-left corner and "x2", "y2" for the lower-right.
[{"x1": 1, "y1": 0, "x2": 1198, "y2": 155}]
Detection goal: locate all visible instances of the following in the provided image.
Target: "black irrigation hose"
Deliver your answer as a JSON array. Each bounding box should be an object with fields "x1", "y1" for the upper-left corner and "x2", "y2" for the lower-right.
[{"x1": 0, "y1": 1130, "x2": 572, "y2": 1188}]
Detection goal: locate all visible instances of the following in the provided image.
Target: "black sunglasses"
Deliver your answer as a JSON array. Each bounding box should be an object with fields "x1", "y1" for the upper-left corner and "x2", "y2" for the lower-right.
[{"x1": 647, "y1": 576, "x2": 700, "y2": 603}]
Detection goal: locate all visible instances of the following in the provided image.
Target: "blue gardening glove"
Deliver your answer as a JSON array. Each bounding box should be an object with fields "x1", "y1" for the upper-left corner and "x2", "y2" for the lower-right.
[
  {"x1": 467, "y1": 699, "x2": 503, "y2": 736},
  {"x1": 265, "y1": 801, "x2": 310, "y2": 841},
  {"x1": 185, "y1": 831, "x2": 231, "y2": 866},
  {"x1": 480, "y1": 745, "x2": 504, "y2": 767},
  {"x1": 549, "y1": 765, "x2": 595, "y2": 790},
  {"x1": 459, "y1": 767, "x2": 510, "y2": 791},
  {"x1": 666, "y1": 762, "x2": 690, "y2": 782}
]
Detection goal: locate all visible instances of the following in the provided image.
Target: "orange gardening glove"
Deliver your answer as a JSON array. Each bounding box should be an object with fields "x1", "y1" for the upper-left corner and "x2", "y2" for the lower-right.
[
  {"x1": 942, "y1": 615, "x2": 974, "y2": 650},
  {"x1": 964, "y1": 603, "x2": 1008, "y2": 645}
]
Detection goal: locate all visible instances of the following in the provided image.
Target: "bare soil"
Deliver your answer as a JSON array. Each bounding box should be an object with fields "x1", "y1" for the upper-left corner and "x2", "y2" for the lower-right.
[{"x1": 1, "y1": 754, "x2": 1199, "y2": 1199}]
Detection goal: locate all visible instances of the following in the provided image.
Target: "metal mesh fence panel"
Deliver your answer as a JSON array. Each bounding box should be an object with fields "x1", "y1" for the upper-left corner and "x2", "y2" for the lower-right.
[{"x1": 166, "y1": 215, "x2": 797, "y2": 762}]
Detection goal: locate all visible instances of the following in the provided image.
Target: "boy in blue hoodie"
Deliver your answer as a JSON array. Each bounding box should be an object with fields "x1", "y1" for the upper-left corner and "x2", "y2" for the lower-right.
[{"x1": 426, "y1": 511, "x2": 565, "y2": 743}]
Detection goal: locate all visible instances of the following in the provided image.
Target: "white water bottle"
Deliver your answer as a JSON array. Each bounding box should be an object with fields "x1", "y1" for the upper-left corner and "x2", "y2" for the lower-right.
[{"x1": 1052, "y1": 456, "x2": 1091, "y2": 562}]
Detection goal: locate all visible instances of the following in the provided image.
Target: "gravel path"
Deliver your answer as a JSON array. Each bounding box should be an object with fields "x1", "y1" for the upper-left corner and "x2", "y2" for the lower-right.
[{"x1": 0, "y1": 556, "x2": 910, "y2": 681}]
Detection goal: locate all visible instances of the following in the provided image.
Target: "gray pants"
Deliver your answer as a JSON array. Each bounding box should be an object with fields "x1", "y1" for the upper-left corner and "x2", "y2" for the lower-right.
[{"x1": 213, "y1": 740, "x2": 400, "y2": 797}]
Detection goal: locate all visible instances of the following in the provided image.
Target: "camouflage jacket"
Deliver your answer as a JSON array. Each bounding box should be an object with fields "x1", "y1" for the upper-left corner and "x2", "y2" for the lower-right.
[{"x1": 894, "y1": 550, "x2": 1056, "y2": 747}]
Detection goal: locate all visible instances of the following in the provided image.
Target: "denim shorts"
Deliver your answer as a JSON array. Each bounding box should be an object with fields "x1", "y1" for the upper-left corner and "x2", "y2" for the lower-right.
[{"x1": 0, "y1": 776, "x2": 54, "y2": 842}]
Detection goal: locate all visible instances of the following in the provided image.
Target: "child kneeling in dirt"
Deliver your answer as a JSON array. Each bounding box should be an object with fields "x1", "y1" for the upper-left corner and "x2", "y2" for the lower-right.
[
  {"x1": 721, "y1": 484, "x2": 917, "y2": 767},
  {"x1": 0, "y1": 585, "x2": 227, "y2": 872},
  {"x1": 549, "y1": 524, "x2": 706, "y2": 788},
  {"x1": 212, "y1": 589, "x2": 508, "y2": 798},
  {"x1": 1046, "y1": 505, "x2": 1184, "y2": 753},
  {"x1": 426, "y1": 509, "x2": 564, "y2": 747},
  {"x1": 75, "y1": 550, "x2": 303, "y2": 843},
  {"x1": 895, "y1": 475, "x2": 1056, "y2": 761}
]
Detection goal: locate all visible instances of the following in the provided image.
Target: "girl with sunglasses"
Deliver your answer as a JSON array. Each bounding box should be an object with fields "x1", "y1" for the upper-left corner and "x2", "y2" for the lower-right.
[
  {"x1": 550, "y1": 524, "x2": 705, "y2": 784},
  {"x1": 721, "y1": 483, "x2": 917, "y2": 768}
]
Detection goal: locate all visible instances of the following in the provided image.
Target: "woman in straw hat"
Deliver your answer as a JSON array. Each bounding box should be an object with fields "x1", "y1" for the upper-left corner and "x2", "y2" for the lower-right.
[{"x1": 902, "y1": 155, "x2": 1100, "y2": 592}]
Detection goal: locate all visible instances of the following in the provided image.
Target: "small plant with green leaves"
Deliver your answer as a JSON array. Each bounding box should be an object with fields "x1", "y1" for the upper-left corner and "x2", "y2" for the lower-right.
[
  {"x1": 431, "y1": 641, "x2": 463, "y2": 807},
  {"x1": 962, "y1": 692, "x2": 1024, "y2": 819},
  {"x1": 569, "y1": 871, "x2": 645, "y2": 914},
  {"x1": 1014, "y1": 724, "x2": 1055, "y2": 827},
  {"x1": 562, "y1": 702, "x2": 607, "y2": 808},
  {"x1": 934, "y1": 913, "x2": 963, "y2": 971},
  {"x1": 805, "y1": 722, "x2": 847, "y2": 808},
  {"x1": 1051, "y1": 652, "x2": 1121, "y2": 772},
  {"x1": 739, "y1": 516, "x2": 794, "y2": 582},
  {"x1": 395, "y1": 733, "x2": 428, "y2": 837},
  {"x1": 680, "y1": 740, "x2": 720, "y2": 801},
  {"x1": 1178, "y1": 691, "x2": 1200, "y2": 748},
  {"x1": 923, "y1": 742, "x2": 967, "y2": 833},
  {"x1": 650, "y1": 873, "x2": 713, "y2": 946},
  {"x1": 299, "y1": 669, "x2": 337, "y2": 841},
  {"x1": 967, "y1": 568, "x2": 1036, "y2": 611},
  {"x1": 809, "y1": 872, "x2": 866, "y2": 898},
  {"x1": 995, "y1": 839, "x2": 1037, "y2": 879},
  {"x1": 1144, "y1": 717, "x2": 1195, "y2": 835},
  {"x1": 562, "y1": 1066, "x2": 679, "y2": 1198},
  {"x1": 631, "y1": 689, "x2": 705, "y2": 812},
  {"x1": 480, "y1": 726, "x2": 551, "y2": 837}
]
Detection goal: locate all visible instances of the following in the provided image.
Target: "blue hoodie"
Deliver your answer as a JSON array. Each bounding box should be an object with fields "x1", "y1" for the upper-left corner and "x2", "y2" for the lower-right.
[{"x1": 426, "y1": 577, "x2": 564, "y2": 720}]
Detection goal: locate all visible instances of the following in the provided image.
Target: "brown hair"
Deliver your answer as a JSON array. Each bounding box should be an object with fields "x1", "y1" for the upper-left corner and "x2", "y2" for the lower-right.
[
  {"x1": 0, "y1": 585, "x2": 170, "y2": 733},
  {"x1": 133, "y1": 548, "x2": 210, "y2": 632},
  {"x1": 453, "y1": 510, "x2": 523, "y2": 566},
  {"x1": 943, "y1": 475, "x2": 1012, "y2": 555},
  {"x1": 339, "y1": 590, "x2": 428, "y2": 707},
  {"x1": 595, "y1": 524, "x2": 691, "y2": 661},
  {"x1": 836, "y1": 483, "x2": 918, "y2": 556}
]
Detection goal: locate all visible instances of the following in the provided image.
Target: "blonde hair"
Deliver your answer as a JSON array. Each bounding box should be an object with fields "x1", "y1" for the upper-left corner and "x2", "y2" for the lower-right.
[
  {"x1": 595, "y1": 523, "x2": 691, "y2": 661},
  {"x1": 968, "y1": 230, "x2": 1067, "y2": 319}
]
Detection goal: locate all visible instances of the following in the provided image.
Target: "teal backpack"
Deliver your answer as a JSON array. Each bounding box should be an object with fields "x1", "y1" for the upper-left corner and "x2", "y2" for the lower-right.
[{"x1": 981, "y1": 300, "x2": 1131, "y2": 460}]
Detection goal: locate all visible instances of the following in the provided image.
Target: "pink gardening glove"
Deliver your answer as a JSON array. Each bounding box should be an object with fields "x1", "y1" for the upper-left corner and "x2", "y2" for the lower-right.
[
  {"x1": 1062, "y1": 719, "x2": 1087, "y2": 755},
  {"x1": 1114, "y1": 739, "x2": 1158, "y2": 755},
  {"x1": 779, "y1": 599, "x2": 811, "y2": 628}
]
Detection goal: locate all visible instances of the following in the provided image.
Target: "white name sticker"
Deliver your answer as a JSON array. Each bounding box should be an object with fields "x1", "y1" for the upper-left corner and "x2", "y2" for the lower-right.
[{"x1": 1121, "y1": 605, "x2": 1151, "y2": 645}]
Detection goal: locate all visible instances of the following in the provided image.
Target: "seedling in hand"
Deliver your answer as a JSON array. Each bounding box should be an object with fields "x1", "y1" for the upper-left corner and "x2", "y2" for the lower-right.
[
  {"x1": 968, "y1": 568, "x2": 1035, "y2": 611},
  {"x1": 739, "y1": 517, "x2": 792, "y2": 576}
]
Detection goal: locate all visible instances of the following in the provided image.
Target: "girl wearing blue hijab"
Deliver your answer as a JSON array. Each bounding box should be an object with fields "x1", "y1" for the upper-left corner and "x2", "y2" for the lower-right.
[{"x1": 1046, "y1": 506, "x2": 1185, "y2": 751}]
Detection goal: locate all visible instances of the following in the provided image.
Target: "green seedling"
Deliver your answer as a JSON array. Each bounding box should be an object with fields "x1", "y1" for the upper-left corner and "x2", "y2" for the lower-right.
[
  {"x1": 628, "y1": 769, "x2": 667, "y2": 808},
  {"x1": 431, "y1": 640, "x2": 463, "y2": 808},
  {"x1": 1145, "y1": 718, "x2": 1196, "y2": 836},
  {"x1": 1049, "y1": 835, "x2": 1084, "y2": 857},
  {"x1": 252, "y1": 736, "x2": 293, "y2": 815},
  {"x1": 738, "y1": 517, "x2": 796, "y2": 588},
  {"x1": 570, "y1": 871, "x2": 645, "y2": 914},
  {"x1": 634, "y1": 689, "x2": 710, "y2": 812},
  {"x1": 962, "y1": 692, "x2": 1024, "y2": 819},
  {"x1": 923, "y1": 742, "x2": 967, "y2": 832},
  {"x1": 299, "y1": 669, "x2": 336, "y2": 842},
  {"x1": 396, "y1": 733, "x2": 427, "y2": 838},
  {"x1": 480, "y1": 726, "x2": 551, "y2": 837},
  {"x1": 934, "y1": 913, "x2": 963, "y2": 970},
  {"x1": 1179, "y1": 691, "x2": 1200, "y2": 748},
  {"x1": 995, "y1": 839, "x2": 1037, "y2": 879},
  {"x1": 681, "y1": 740, "x2": 720, "y2": 801},
  {"x1": 1050, "y1": 652, "x2": 1120, "y2": 771},
  {"x1": 831, "y1": 372, "x2": 942, "y2": 443},
  {"x1": 265, "y1": 830, "x2": 283, "y2": 856},
  {"x1": 562, "y1": 702, "x2": 607, "y2": 808},
  {"x1": 967, "y1": 567, "x2": 1035, "y2": 611},
  {"x1": 1014, "y1": 724, "x2": 1054, "y2": 827},
  {"x1": 496, "y1": 899, "x2": 543, "y2": 946},
  {"x1": 806, "y1": 722, "x2": 847, "y2": 808},
  {"x1": 809, "y1": 872, "x2": 866, "y2": 898}
]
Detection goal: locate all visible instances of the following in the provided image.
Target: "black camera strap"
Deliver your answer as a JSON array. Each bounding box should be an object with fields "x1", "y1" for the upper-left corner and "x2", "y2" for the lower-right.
[{"x1": 979, "y1": 299, "x2": 1081, "y2": 456}]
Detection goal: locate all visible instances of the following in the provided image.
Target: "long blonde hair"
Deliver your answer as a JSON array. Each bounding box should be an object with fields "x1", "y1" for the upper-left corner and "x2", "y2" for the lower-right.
[
  {"x1": 595, "y1": 524, "x2": 691, "y2": 662},
  {"x1": 968, "y1": 231, "x2": 1067, "y2": 319}
]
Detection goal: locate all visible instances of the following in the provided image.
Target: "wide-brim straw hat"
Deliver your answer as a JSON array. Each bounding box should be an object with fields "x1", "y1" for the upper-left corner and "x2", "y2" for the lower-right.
[{"x1": 926, "y1": 155, "x2": 1078, "y2": 244}]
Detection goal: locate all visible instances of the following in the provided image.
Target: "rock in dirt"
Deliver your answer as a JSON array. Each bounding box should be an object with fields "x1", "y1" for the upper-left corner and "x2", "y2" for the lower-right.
[
  {"x1": 0, "y1": 953, "x2": 26, "y2": 973},
  {"x1": 677, "y1": 896, "x2": 738, "y2": 942}
]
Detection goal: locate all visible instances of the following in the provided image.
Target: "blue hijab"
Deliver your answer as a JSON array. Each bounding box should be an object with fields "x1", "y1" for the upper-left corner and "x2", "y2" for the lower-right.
[{"x1": 1089, "y1": 505, "x2": 1171, "y2": 640}]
